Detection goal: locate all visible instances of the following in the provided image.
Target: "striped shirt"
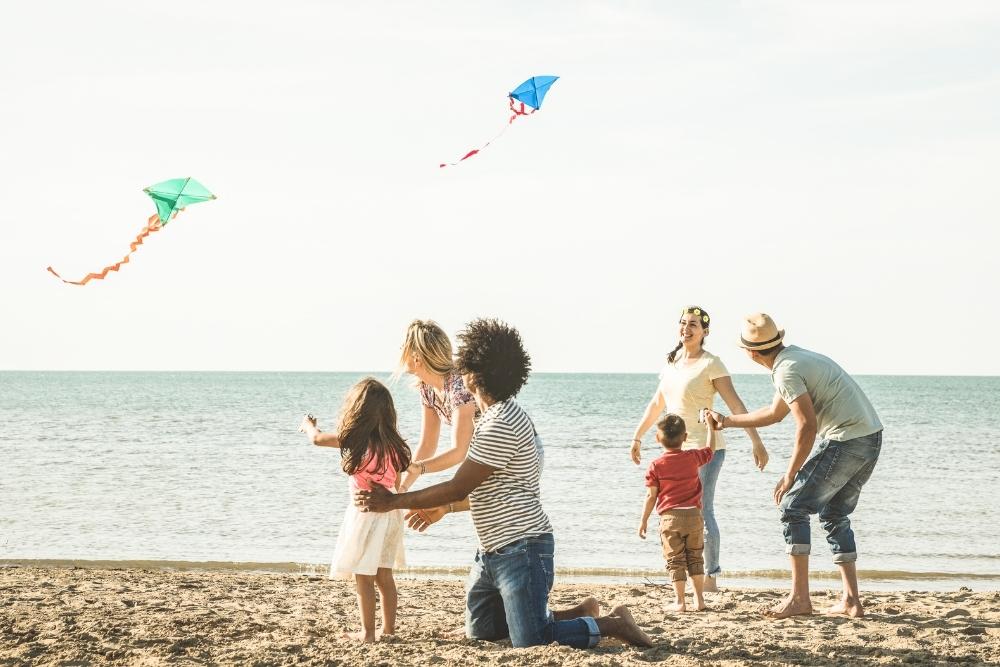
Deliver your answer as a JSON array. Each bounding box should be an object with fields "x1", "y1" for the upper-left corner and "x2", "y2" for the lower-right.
[{"x1": 466, "y1": 399, "x2": 552, "y2": 551}]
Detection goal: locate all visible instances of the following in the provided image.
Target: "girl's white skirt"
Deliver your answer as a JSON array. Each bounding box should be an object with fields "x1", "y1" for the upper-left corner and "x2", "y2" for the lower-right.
[{"x1": 331, "y1": 488, "x2": 406, "y2": 578}]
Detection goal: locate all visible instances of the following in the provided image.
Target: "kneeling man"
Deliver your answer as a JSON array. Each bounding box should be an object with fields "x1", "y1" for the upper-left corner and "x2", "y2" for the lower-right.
[{"x1": 358, "y1": 318, "x2": 651, "y2": 648}]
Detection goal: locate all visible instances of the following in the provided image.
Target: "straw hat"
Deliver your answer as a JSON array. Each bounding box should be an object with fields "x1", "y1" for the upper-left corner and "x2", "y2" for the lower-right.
[{"x1": 739, "y1": 313, "x2": 785, "y2": 351}]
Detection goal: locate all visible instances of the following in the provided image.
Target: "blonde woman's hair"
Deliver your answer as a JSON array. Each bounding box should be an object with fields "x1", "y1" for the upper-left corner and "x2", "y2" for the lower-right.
[{"x1": 395, "y1": 319, "x2": 455, "y2": 380}]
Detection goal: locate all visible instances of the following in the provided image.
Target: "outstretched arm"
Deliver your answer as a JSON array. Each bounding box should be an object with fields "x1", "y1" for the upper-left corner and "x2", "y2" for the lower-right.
[
  {"x1": 716, "y1": 392, "x2": 790, "y2": 430},
  {"x1": 413, "y1": 405, "x2": 443, "y2": 461},
  {"x1": 631, "y1": 389, "x2": 665, "y2": 465},
  {"x1": 412, "y1": 402, "x2": 477, "y2": 473},
  {"x1": 298, "y1": 415, "x2": 341, "y2": 448},
  {"x1": 357, "y1": 458, "x2": 496, "y2": 512},
  {"x1": 713, "y1": 376, "x2": 769, "y2": 470}
]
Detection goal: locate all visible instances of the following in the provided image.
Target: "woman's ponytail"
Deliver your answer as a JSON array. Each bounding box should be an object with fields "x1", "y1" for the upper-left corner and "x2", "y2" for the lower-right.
[{"x1": 666, "y1": 340, "x2": 684, "y2": 364}]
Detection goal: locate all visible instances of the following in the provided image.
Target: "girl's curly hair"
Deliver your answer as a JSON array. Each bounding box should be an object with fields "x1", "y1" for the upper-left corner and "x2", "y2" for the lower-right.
[{"x1": 455, "y1": 318, "x2": 531, "y2": 403}]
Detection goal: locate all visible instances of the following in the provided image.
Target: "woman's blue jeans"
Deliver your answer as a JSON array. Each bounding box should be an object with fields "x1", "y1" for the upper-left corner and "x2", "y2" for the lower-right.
[
  {"x1": 698, "y1": 448, "x2": 726, "y2": 577},
  {"x1": 464, "y1": 533, "x2": 600, "y2": 648}
]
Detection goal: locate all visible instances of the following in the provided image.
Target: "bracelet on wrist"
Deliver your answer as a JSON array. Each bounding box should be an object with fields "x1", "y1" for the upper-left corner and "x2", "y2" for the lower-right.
[
  {"x1": 419, "y1": 462, "x2": 426, "y2": 475},
  {"x1": 447, "y1": 502, "x2": 454, "y2": 514},
  {"x1": 632, "y1": 438, "x2": 641, "y2": 444}
]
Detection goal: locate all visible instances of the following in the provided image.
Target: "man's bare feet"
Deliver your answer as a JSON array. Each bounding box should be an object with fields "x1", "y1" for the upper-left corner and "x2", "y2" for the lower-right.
[
  {"x1": 824, "y1": 597, "x2": 864, "y2": 618},
  {"x1": 669, "y1": 600, "x2": 687, "y2": 613},
  {"x1": 553, "y1": 596, "x2": 601, "y2": 621},
  {"x1": 762, "y1": 595, "x2": 813, "y2": 619},
  {"x1": 702, "y1": 576, "x2": 719, "y2": 592},
  {"x1": 376, "y1": 629, "x2": 397, "y2": 640},
  {"x1": 596, "y1": 605, "x2": 653, "y2": 647},
  {"x1": 694, "y1": 600, "x2": 708, "y2": 612},
  {"x1": 344, "y1": 630, "x2": 376, "y2": 643},
  {"x1": 578, "y1": 596, "x2": 601, "y2": 618}
]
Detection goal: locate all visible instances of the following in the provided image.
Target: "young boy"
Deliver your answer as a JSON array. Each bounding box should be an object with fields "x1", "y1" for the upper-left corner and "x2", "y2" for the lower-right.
[{"x1": 638, "y1": 411, "x2": 719, "y2": 612}]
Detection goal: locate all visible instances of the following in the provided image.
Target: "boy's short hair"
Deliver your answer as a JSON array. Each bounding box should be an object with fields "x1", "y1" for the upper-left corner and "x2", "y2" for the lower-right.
[{"x1": 656, "y1": 413, "x2": 686, "y2": 446}]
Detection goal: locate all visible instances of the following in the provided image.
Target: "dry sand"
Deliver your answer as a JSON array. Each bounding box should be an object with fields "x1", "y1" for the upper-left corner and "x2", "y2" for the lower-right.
[{"x1": 1, "y1": 566, "x2": 998, "y2": 666}]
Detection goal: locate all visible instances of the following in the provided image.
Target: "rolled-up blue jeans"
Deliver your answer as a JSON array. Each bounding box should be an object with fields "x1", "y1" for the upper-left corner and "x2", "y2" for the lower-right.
[
  {"x1": 465, "y1": 533, "x2": 600, "y2": 648},
  {"x1": 779, "y1": 431, "x2": 882, "y2": 562},
  {"x1": 698, "y1": 448, "x2": 726, "y2": 576}
]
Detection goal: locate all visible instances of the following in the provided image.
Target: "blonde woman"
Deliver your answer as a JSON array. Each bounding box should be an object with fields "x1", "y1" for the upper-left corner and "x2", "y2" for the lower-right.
[
  {"x1": 397, "y1": 320, "x2": 479, "y2": 490},
  {"x1": 630, "y1": 306, "x2": 769, "y2": 592}
]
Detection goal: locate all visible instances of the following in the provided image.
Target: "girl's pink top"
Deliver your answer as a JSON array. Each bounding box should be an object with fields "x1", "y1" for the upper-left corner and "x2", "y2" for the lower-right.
[{"x1": 350, "y1": 454, "x2": 397, "y2": 492}]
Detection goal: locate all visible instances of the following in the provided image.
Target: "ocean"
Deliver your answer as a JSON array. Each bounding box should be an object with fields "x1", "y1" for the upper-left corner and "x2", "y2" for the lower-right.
[{"x1": 2, "y1": 371, "x2": 998, "y2": 590}]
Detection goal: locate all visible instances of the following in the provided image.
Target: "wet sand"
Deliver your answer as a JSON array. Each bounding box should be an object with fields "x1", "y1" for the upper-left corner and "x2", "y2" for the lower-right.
[{"x1": 1, "y1": 566, "x2": 997, "y2": 665}]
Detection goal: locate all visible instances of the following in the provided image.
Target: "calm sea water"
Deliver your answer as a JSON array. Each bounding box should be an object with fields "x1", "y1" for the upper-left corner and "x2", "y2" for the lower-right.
[{"x1": 2, "y1": 371, "x2": 998, "y2": 588}]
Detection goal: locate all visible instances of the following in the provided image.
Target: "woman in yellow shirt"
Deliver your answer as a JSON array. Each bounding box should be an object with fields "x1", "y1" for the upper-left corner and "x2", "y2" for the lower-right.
[{"x1": 630, "y1": 306, "x2": 769, "y2": 591}]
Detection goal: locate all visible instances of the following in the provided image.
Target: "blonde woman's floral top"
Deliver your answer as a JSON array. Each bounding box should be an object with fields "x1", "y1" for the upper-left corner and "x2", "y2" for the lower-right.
[{"x1": 419, "y1": 372, "x2": 479, "y2": 425}]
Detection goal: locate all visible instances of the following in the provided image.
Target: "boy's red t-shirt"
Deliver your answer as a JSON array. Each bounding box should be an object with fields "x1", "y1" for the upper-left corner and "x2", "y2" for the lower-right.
[{"x1": 645, "y1": 448, "x2": 714, "y2": 513}]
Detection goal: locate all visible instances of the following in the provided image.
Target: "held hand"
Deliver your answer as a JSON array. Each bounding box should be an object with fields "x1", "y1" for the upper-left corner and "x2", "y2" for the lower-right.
[
  {"x1": 404, "y1": 507, "x2": 446, "y2": 532},
  {"x1": 638, "y1": 522, "x2": 647, "y2": 540},
  {"x1": 354, "y1": 484, "x2": 395, "y2": 513},
  {"x1": 630, "y1": 440, "x2": 642, "y2": 465},
  {"x1": 753, "y1": 444, "x2": 769, "y2": 471},
  {"x1": 773, "y1": 473, "x2": 795, "y2": 505},
  {"x1": 704, "y1": 411, "x2": 721, "y2": 431}
]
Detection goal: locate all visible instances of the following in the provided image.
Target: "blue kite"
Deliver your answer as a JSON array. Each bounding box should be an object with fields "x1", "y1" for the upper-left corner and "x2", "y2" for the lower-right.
[{"x1": 440, "y1": 75, "x2": 559, "y2": 168}]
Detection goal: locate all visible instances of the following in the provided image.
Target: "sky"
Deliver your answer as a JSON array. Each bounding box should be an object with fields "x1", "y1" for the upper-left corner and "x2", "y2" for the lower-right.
[{"x1": 1, "y1": 1, "x2": 998, "y2": 375}]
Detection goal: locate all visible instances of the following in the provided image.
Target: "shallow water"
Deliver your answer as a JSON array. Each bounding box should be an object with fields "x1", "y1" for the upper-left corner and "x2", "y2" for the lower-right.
[{"x1": 2, "y1": 371, "x2": 998, "y2": 587}]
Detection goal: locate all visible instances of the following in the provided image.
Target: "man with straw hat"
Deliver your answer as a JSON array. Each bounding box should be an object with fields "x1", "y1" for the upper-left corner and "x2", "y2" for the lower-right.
[{"x1": 707, "y1": 313, "x2": 882, "y2": 619}]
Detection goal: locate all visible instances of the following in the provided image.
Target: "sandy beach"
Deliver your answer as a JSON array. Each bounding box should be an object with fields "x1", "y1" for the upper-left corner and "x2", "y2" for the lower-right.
[{"x1": 1, "y1": 566, "x2": 997, "y2": 666}]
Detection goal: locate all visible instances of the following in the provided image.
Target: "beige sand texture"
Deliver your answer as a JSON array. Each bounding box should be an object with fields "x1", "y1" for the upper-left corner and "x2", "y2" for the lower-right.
[{"x1": 1, "y1": 566, "x2": 998, "y2": 666}]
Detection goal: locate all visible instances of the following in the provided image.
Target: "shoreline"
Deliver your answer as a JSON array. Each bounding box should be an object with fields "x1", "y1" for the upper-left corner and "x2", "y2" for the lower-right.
[
  {"x1": 4, "y1": 559, "x2": 999, "y2": 592},
  {"x1": 2, "y1": 566, "x2": 997, "y2": 665}
]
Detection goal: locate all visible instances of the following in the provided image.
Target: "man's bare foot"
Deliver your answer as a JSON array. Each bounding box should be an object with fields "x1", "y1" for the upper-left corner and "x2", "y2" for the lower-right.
[
  {"x1": 553, "y1": 596, "x2": 601, "y2": 621},
  {"x1": 702, "y1": 576, "x2": 719, "y2": 592},
  {"x1": 694, "y1": 599, "x2": 708, "y2": 611},
  {"x1": 595, "y1": 605, "x2": 653, "y2": 647},
  {"x1": 376, "y1": 629, "x2": 396, "y2": 640},
  {"x1": 824, "y1": 597, "x2": 864, "y2": 618},
  {"x1": 762, "y1": 595, "x2": 813, "y2": 619},
  {"x1": 668, "y1": 600, "x2": 687, "y2": 613},
  {"x1": 344, "y1": 630, "x2": 376, "y2": 643}
]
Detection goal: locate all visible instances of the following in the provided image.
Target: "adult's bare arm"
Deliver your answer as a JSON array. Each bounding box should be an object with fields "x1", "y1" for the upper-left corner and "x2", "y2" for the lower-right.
[
  {"x1": 774, "y1": 392, "x2": 818, "y2": 505},
  {"x1": 356, "y1": 458, "x2": 495, "y2": 513},
  {"x1": 630, "y1": 389, "x2": 665, "y2": 465},
  {"x1": 713, "y1": 376, "x2": 769, "y2": 470}
]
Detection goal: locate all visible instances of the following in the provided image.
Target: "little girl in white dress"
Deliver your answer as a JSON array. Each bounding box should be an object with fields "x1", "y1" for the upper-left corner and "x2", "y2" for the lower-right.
[{"x1": 299, "y1": 377, "x2": 411, "y2": 643}]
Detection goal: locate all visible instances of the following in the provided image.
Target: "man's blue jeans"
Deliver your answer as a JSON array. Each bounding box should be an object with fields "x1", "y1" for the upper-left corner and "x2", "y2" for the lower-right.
[
  {"x1": 465, "y1": 533, "x2": 600, "y2": 648},
  {"x1": 779, "y1": 431, "x2": 882, "y2": 562},
  {"x1": 698, "y1": 448, "x2": 726, "y2": 576}
]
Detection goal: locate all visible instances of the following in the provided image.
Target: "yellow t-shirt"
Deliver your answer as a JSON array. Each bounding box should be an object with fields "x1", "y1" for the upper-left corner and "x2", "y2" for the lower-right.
[{"x1": 657, "y1": 351, "x2": 730, "y2": 450}]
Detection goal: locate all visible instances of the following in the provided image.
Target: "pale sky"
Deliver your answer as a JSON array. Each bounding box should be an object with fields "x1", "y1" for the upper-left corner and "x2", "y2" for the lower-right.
[{"x1": 2, "y1": 1, "x2": 998, "y2": 375}]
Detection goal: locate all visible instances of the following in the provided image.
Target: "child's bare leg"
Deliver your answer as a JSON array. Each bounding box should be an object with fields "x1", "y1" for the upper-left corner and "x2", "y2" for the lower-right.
[
  {"x1": 374, "y1": 568, "x2": 397, "y2": 636},
  {"x1": 350, "y1": 574, "x2": 377, "y2": 642},
  {"x1": 690, "y1": 574, "x2": 707, "y2": 610},
  {"x1": 670, "y1": 578, "x2": 688, "y2": 612}
]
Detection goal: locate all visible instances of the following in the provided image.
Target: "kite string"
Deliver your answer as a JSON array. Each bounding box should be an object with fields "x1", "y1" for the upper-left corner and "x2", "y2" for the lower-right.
[
  {"x1": 46, "y1": 213, "x2": 168, "y2": 286},
  {"x1": 439, "y1": 97, "x2": 535, "y2": 168}
]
